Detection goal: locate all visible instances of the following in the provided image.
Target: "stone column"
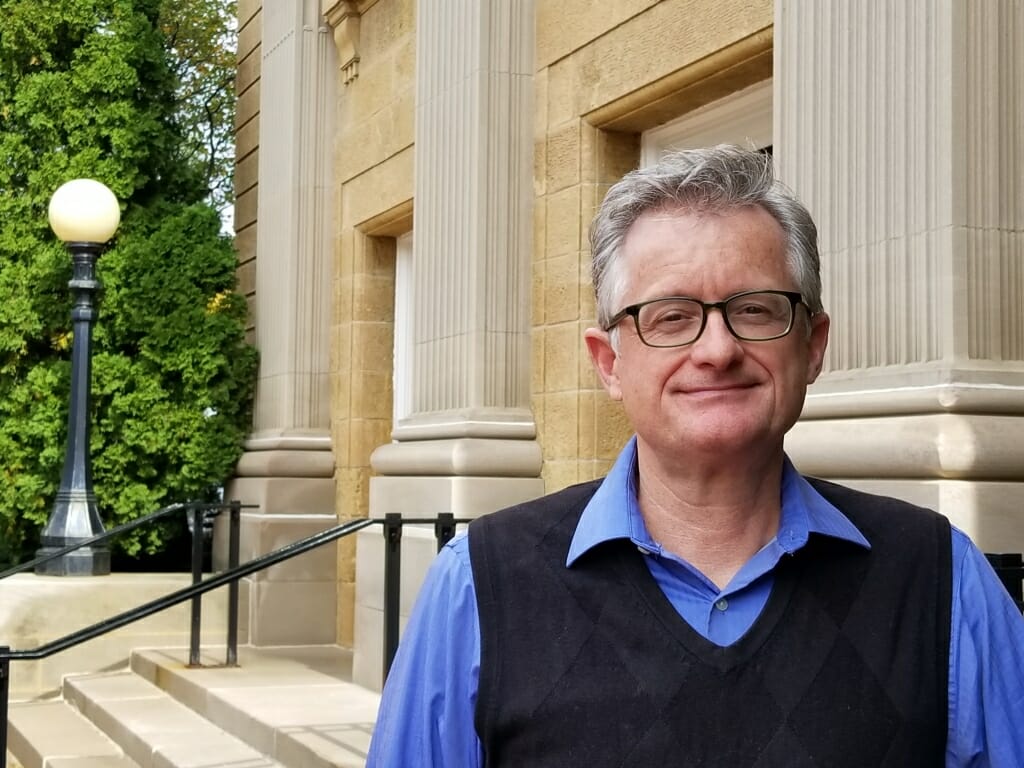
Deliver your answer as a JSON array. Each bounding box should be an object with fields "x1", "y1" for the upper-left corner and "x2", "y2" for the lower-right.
[
  {"x1": 356, "y1": 0, "x2": 541, "y2": 688},
  {"x1": 776, "y1": 0, "x2": 1024, "y2": 551},
  {"x1": 370, "y1": 0, "x2": 541, "y2": 514},
  {"x1": 220, "y1": 0, "x2": 339, "y2": 645}
]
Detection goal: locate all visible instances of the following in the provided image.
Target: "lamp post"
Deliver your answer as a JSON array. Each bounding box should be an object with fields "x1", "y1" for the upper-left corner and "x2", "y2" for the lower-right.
[{"x1": 35, "y1": 179, "x2": 121, "y2": 577}]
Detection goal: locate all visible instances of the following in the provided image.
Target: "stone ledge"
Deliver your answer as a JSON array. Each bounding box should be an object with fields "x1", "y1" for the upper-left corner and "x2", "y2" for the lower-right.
[{"x1": 1, "y1": 574, "x2": 248, "y2": 699}]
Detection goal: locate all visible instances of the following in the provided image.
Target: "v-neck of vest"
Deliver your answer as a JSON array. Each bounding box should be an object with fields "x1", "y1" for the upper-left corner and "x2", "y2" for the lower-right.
[{"x1": 613, "y1": 544, "x2": 801, "y2": 672}]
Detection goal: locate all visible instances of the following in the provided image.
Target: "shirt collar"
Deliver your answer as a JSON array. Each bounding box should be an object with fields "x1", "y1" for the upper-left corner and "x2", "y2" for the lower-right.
[{"x1": 566, "y1": 437, "x2": 870, "y2": 567}]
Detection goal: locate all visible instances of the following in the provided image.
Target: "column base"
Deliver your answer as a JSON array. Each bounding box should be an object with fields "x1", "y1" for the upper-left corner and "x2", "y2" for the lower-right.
[
  {"x1": 369, "y1": 474, "x2": 545, "y2": 519},
  {"x1": 219, "y1": 445, "x2": 337, "y2": 647},
  {"x1": 788, "y1": 413, "x2": 1024, "y2": 479},
  {"x1": 788, "y1": 413, "x2": 1024, "y2": 552},
  {"x1": 813, "y1": 478, "x2": 1024, "y2": 555}
]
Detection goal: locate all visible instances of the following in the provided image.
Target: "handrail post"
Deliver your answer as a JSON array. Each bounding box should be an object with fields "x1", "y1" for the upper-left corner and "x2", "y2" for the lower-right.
[
  {"x1": 188, "y1": 503, "x2": 204, "y2": 667},
  {"x1": 434, "y1": 512, "x2": 456, "y2": 553},
  {"x1": 1, "y1": 646, "x2": 10, "y2": 768},
  {"x1": 383, "y1": 514, "x2": 403, "y2": 681},
  {"x1": 226, "y1": 501, "x2": 241, "y2": 666},
  {"x1": 986, "y1": 552, "x2": 1024, "y2": 611}
]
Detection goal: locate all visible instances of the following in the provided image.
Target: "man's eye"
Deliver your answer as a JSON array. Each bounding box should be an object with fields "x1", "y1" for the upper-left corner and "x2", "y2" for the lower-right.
[
  {"x1": 652, "y1": 308, "x2": 698, "y2": 324},
  {"x1": 732, "y1": 300, "x2": 777, "y2": 317}
]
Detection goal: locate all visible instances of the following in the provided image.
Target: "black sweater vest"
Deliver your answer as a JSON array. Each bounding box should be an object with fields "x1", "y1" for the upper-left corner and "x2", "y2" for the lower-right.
[{"x1": 469, "y1": 478, "x2": 952, "y2": 767}]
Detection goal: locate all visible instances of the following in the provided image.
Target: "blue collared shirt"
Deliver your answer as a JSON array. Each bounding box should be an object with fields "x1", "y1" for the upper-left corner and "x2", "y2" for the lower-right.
[{"x1": 368, "y1": 439, "x2": 1024, "y2": 766}]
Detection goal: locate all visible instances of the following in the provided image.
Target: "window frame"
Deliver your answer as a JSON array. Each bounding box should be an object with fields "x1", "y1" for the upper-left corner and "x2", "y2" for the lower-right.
[{"x1": 640, "y1": 79, "x2": 773, "y2": 165}]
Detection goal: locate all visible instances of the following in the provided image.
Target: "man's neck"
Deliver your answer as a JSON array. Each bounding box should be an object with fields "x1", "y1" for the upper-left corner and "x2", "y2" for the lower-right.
[{"x1": 635, "y1": 444, "x2": 785, "y2": 590}]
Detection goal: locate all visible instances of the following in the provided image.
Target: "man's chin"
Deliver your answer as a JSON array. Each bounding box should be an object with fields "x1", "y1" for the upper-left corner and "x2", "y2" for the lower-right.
[{"x1": 666, "y1": 420, "x2": 777, "y2": 456}]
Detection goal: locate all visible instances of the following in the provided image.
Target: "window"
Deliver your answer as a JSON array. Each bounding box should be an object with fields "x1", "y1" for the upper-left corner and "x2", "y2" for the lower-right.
[
  {"x1": 640, "y1": 79, "x2": 772, "y2": 165},
  {"x1": 393, "y1": 231, "x2": 414, "y2": 426}
]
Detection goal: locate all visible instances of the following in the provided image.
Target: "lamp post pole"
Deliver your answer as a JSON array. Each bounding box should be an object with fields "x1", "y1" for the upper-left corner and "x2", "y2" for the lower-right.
[{"x1": 35, "y1": 179, "x2": 120, "y2": 577}]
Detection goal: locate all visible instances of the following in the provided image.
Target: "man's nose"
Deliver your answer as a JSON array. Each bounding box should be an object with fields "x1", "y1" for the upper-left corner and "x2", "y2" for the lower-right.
[{"x1": 689, "y1": 308, "x2": 743, "y2": 365}]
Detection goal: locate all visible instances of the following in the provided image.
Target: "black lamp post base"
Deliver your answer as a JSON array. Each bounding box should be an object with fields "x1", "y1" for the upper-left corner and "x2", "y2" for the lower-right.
[{"x1": 34, "y1": 545, "x2": 110, "y2": 576}]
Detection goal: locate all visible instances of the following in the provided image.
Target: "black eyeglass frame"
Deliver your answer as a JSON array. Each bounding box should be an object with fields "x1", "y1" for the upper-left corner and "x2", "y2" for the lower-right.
[{"x1": 605, "y1": 289, "x2": 808, "y2": 348}]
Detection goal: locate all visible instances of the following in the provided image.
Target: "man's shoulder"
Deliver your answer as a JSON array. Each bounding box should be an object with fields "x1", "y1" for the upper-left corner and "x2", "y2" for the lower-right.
[
  {"x1": 467, "y1": 480, "x2": 605, "y2": 593},
  {"x1": 804, "y1": 476, "x2": 950, "y2": 541}
]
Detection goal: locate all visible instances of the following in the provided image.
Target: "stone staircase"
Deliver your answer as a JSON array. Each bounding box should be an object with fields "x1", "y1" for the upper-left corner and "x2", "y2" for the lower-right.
[{"x1": 6, "y1": 646, "x2": 381, "y2": 768}]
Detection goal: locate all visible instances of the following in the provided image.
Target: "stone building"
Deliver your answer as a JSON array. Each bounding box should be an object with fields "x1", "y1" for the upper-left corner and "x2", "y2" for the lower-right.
[{"x1": 229, "y1": 0, "x2": 1024, "y2": 689}]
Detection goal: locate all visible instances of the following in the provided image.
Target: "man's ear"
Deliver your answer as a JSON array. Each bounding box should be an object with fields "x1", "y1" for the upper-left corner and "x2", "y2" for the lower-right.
[
  {"x1": 805, "y1": 311, "x2": 830, "y2": 384},
  {"x1": 584, "y1": 327, "x2": 623, "y2": 401}
]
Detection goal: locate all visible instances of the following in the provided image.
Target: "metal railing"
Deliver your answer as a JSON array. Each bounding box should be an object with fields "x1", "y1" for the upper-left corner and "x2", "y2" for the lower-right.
[
  {"x1": 0, "y1": 501, "x2": 191, "y2": 582},
  {"x1": 1, "y1": 513, "x2": 1021, "y2": 767},
  {"x1": 0, "y1": 504, "x2": 469, "y2": 768},
  {"x1": 986, "y1": 553, "x2": 1024, "y2": 613}
]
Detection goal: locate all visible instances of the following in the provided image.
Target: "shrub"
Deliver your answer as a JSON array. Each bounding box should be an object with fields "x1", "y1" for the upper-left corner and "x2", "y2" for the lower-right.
[{"x1": 0, "y1": 0, "x2": 255, "y2": 566}]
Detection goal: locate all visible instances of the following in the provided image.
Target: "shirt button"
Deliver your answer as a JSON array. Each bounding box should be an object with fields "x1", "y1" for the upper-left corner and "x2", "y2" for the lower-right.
[
  {"x1": 637, "y1": 545, "x2": 651, "y2": 556},
  {"x1": 714, "y1": 598, "x2": 729, "y2": 612}
]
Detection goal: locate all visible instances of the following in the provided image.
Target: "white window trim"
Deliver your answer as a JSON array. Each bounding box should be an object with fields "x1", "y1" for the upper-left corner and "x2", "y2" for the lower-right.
[
  {"x1": 393, "y1": 231, "x2": 414, "y2": 427},
  {"x1": 640, "y1": 79, "x2": 773, "y2": 166}
]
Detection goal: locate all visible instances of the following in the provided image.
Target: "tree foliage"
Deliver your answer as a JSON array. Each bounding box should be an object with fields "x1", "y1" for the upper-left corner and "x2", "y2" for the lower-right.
[
  {"x1": 0, "y1": 0, "x2": 255, "y2": 567},
  {"x1": 160, "y1": 0, "x2": 236, "y2": 215}
]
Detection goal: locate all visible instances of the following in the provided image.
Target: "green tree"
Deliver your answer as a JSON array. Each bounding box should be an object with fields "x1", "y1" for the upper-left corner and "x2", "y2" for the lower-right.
[
  {"x1": 0, "y1": 0, "x2": 256, "y2": 567},
  {"x1": 161, "y1": 0, "x2": 236, "y2": 215}
]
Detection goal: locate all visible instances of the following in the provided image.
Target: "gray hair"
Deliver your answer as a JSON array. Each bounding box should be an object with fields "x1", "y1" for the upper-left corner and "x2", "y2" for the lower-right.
[{"x1": 589, "y1": 145, "x2": 823, "y2": 330}]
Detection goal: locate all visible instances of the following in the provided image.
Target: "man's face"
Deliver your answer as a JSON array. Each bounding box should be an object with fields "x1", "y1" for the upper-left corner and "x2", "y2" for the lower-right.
[{"x1": 585, "y1": 204, "x2": 830, "y2": 465}]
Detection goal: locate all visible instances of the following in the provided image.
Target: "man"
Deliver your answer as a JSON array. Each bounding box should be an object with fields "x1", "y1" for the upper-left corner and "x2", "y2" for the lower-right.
[{"x1": 368, "y1": 146, "x2": 1024, "y2": 766}]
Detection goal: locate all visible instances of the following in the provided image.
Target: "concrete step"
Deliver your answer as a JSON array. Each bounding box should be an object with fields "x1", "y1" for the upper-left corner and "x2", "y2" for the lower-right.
[
  {"x1": 129, "y1": 646, "x2": 380, "y2": 768},
  {"x1": 63, "y1": 670, "x2": 284, "y2": 768},
  {"x1": 6, "y1": 699, "x2": 139, "y2": 768}
]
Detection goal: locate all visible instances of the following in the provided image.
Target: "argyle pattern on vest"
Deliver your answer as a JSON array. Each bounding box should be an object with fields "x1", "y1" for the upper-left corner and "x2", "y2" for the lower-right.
[{"x1": 470, "y1": 478, "x2": 952, "y2": 767}]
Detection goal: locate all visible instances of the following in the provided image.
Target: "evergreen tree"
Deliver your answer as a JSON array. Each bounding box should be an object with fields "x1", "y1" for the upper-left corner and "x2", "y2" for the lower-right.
[{"x1": 0, "y1": 0, "x2": 256, "y2": 566}]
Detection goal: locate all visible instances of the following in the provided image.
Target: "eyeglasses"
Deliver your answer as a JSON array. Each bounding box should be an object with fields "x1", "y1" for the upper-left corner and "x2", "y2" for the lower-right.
[{"x1": 606, "y1": 290, "x2": 806, "y2": 348}]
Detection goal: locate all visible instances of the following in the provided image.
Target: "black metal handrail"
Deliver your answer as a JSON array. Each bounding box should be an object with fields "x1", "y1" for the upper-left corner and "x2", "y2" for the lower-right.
[
  {"x1": 0, "y1": 509, "x2": 469, "y2": 768},
  {"x1": 2, "y1": 511, "x2": 1018, "y2": 768},
  {"x1": 0, "y1": 501, "x2": 189, "y2": 581},
  {"x1": 986, "y1": 553, "x2": 1024, "y2": 612},
  {"x1": 0, "y1": 515, "x2": 377, "y2": 663}
]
